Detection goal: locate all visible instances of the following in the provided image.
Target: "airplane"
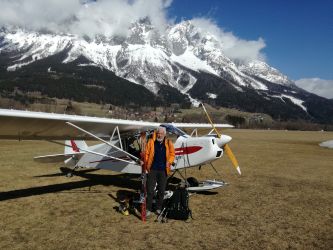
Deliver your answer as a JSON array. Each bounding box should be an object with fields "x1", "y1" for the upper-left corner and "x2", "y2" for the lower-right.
[{"x1": 0, "y1": 105, "x2": 241, "y2": 192}]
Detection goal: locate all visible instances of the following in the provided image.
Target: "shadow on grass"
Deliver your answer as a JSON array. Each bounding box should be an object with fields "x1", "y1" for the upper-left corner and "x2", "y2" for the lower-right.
[
  {"x1": 0, "y1": 168, "x2": 219, "y2": 201},
  {"x1": 34, "y1": 168, "x2": 99, "y2": 178},
  {"x1": 194, "y1": 191, "x2": 218, "y2": 195},
  {"x1": 0, "y1": 170, "x2": 141, "y2": 201}
]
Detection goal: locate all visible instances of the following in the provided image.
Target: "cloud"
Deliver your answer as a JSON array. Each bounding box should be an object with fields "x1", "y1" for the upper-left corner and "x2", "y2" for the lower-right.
[
  {"x1": 191, "y1": 18, "x2": 266, "y2": 63},
  {"x1": 0, "y1": 0, "x2": 82, "y2": 32},
  {"x1": 295, "y1": 78, "x2": 333, "y2": 99},
  {"x1": 0, "y1": 0, "x2": 265, "y2": 62},
  {"x1": 0, "y1": 0, "x2": 172, "y2": 37}
]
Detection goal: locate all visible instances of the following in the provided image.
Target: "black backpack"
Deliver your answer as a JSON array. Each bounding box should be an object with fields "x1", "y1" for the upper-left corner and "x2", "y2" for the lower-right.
[{"x1": 165, "y1": 187, "x2": 192, "y2": 220}]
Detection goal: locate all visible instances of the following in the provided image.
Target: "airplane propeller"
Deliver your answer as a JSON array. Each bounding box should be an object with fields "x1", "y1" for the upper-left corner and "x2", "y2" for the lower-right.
[{"x1": 201, "y1": 103, "x2": 242, "y2": 175}]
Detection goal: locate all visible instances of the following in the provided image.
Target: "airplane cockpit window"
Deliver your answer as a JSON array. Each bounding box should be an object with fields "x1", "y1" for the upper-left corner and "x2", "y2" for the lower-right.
[
  {"x1": 124, "y1": 136, "x2": 141, "y2": 159},
  {"x1": 160, "y1": 124, "x2": 188, "y2": 137}
]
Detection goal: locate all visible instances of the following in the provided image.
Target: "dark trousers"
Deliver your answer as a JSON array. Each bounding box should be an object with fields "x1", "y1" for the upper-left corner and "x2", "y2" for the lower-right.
[{"x1": 146, "y1": 169, "x2": 167, "y2": 211}]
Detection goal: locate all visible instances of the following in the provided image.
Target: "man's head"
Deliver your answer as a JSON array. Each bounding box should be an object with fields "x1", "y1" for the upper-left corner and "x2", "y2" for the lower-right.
[{"x1": 156, "y1": 126, "x2": 166, "y2": 142}]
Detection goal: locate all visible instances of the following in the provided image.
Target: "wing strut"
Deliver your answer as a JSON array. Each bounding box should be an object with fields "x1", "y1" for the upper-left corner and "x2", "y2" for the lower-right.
[
  {"x1": 110, "y1": 126, "x2": 123, "y2": 149},
  {"x1": 190, "y1": 128, "x2": 198, "y2": 137},
  {"x1": 48, "y1": 140, "x2": 136, "y2": 164},
  {"x1": 75, "y1": 147, "x2": 136, "y2": 164},
  {"x1": 66, "y1": 122, "x2": 140, "y2": 162}
]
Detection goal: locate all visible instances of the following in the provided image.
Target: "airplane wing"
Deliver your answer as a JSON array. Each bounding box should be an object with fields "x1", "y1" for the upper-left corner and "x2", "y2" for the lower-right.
[
  {"x1": 171, "y1": 122, "x2": 233, "y2": 128},
  {"x1": 0, "y1": 109, "x2": 232, "y2": 140}
]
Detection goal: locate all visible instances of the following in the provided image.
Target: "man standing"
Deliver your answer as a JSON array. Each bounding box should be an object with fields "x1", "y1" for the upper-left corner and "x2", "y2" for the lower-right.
[{"x1": 145, "y1": 126, "x2": 175, "y2": 216}]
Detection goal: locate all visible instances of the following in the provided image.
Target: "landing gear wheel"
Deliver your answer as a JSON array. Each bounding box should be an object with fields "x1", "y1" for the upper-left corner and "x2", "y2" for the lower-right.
[
  {"x1": 66, "y1": 172, "x2": 74, "y2": 178},
  {"x1": 186, "y1": 177, "x2": 199, "y2": 187},
  {"x1": 59, "y1": 167, "x2": 74, "y2": 177}
]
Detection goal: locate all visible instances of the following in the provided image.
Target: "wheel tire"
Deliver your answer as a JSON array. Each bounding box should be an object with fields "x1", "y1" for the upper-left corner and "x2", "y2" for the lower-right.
[
  {"x1": 187, "y1": 177, "x2": 199, "y2": 187},
  {"x1": 66, "y1": 172, "x2": 73, "y2": 178}
]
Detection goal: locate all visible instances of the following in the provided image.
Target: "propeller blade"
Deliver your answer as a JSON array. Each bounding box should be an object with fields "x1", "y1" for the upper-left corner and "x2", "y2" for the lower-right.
[
  {"x1": 224, "y1": 144, "x2": 241, "y2": 175},
  {"x1": 201, "y1": 103, "x2": 241, "y2": 175},
  {"x1": 201, "y1": 103, "x2": 221, "y2": 138}
]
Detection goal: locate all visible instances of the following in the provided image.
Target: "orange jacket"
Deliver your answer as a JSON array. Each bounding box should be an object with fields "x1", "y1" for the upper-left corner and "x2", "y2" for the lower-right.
[{"x1": 145, "y1": 135, "x2": 175, "y2": 175}]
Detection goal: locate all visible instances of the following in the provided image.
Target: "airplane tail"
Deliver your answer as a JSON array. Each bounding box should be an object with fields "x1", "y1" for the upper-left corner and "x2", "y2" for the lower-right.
[
  {"x1": 65, "y1": 140, "x2": 88, "y2": 154},
  {"x1": 34, "y1": 140, "x2": 87, "y2": 163}
]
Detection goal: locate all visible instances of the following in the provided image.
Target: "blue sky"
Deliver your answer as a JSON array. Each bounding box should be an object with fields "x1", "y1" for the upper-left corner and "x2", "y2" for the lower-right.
[{"x1": 168, "y1": 0, "x2": 333, "y2": 80}]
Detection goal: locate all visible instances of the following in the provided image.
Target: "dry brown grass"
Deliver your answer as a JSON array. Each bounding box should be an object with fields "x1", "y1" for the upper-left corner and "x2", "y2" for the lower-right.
[{"x1": 0, "y1": 129, "x2": 332, "y2": 250}]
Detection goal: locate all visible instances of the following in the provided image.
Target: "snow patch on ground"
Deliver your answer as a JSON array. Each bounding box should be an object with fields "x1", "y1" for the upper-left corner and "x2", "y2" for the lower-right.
[
  {"x1": 7, "y1": 61, "x2": 32, "y2": 71},
  {"x1": 78, "y1": 63, "x2": 100, "y2": 67},
  {"x1": 271, "y1": 94, "x2": 307, "y2": 112},
  {"x1": 206, "y1": 92, "x2": 217, "y2": 99},
  {"x1": 187, "y1": 94, "x2": 200, "y2": 107},
  {"x1": 319, "y1": 140, "x2": 333, "y2": 149},
  {"x1": 281, "y1": 94, "x2": 307, "y2": 112}
]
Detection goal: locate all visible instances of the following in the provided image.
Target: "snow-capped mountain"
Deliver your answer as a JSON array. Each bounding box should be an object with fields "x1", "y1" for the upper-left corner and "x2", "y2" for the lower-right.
[
  {"x1": 0, "y1": 20, "x2": 332, "y2": 123},
  {"x1": 238, "y1": 60, "x2": 294, "y2": 86},
  {"x1": 0, "y1": 21, "x2": 288, "y2": 93}
]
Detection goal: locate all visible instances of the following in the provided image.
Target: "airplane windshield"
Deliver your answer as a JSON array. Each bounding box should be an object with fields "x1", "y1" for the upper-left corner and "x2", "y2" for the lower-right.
[{"x1": 160, "y1": 124, "x2": 188, "y2": 137}]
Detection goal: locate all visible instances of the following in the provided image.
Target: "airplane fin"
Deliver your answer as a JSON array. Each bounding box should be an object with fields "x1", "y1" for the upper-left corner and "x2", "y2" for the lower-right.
[{"x1": 64, "y1": 140, "x2": 88, "y2": 154}]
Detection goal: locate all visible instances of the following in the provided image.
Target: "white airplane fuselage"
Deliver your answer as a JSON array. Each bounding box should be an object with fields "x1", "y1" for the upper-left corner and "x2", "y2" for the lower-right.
[{"x1": 70, "y1": 136, "x2": 225, "y2": 174}]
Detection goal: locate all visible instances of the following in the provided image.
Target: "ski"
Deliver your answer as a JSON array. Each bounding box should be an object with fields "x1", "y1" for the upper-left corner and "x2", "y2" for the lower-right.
[{"x1": 141, "y1": 164, "x2": 147, "y2": 222}]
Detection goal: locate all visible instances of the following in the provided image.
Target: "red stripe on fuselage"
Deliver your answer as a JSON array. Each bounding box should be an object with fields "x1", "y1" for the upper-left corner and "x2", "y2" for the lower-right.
[{"x1": 175, "y1": 146, "x2": 202, "y2": 155}]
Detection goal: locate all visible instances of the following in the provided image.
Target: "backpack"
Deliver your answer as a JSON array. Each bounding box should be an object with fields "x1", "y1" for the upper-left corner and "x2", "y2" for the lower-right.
[{"x1": 164, "y1": 187, "x2": 192, "y2": 220}]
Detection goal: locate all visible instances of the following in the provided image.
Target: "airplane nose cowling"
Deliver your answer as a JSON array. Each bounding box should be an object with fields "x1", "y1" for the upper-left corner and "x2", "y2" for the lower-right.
[{"x1": 216, "y1": 135, "x2": 232, "y2": 147}]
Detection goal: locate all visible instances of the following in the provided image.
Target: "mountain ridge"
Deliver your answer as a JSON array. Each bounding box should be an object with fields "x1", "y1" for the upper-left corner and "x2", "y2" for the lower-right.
[{"x1": 0, "y1": 20, "x2": 332, "y2": 124}]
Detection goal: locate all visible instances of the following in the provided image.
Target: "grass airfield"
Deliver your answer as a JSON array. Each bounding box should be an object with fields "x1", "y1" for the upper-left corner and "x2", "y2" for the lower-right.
[{"x1": 0, "y1": 129, "x2": 332, "y2": 250}]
